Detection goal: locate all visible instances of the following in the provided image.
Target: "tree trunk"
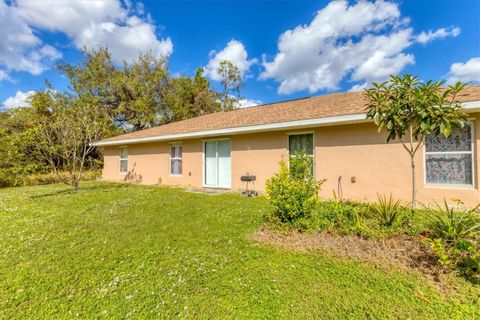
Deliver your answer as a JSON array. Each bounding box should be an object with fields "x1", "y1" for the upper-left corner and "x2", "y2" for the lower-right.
[
  {"x1": 411, "y1": 155, "x2": 416, "y2": 209},
  {"x1": 72, "y1": 176, "x2": 80, "y2": 191}
]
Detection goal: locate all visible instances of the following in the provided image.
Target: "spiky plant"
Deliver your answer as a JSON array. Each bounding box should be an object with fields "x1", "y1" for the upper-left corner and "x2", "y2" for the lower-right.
[
  {"x1": 426, "y1": 200, "x2": 480, "y2": 241},
  {"x1": 371, "y1": 194, "x2": 402, "y2": 227}
]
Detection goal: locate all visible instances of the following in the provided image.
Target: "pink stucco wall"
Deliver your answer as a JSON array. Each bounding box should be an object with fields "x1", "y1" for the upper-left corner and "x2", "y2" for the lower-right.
[{"x1": 102, "y1": 117, "x2": 480, "y2": 206}]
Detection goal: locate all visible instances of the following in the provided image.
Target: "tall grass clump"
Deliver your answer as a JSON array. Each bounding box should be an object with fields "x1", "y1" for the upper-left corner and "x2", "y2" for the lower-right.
[{"x1": 370, "y1": 194, "x2": 404, "y2": 227}]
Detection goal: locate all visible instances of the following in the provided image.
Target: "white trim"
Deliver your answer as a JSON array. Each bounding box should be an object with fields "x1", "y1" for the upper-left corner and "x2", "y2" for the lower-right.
[
  {"x1": 92, "y1": 114, "x2": 368, "y2": 146},
  {"x1": 461, "y1": 100, "x2": 480, "y2": 111},
  {"x1": 92, "y1": 100, "x2": 480, "y2": 147},
  {"x1": 425, "y1": 151, "x2": 472, "y2": 155},
  {"x1": 286, "y1": 131, "x2": 315, "y2": 136},
  {"x1": 423, "y1": 120, "x2": 475, "y2": 188},
  {"x1": 202, "y1": 139, "x2": 232, "y2": 189},
  {"x1": 424, "y1": 184, "x2": 476, "y2": 190}
]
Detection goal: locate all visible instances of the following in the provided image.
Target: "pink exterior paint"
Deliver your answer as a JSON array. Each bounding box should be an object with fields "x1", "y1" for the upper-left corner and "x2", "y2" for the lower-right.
[{"x1": 102, "y1": 116, "x2": 480, "y2": 206}]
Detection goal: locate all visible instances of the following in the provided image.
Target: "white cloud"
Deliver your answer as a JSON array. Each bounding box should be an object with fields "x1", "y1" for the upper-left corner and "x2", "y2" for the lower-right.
[
  {"x1": 446, "y1": 57, "x2": 480, "y2": 84},
  {"x1": 74, "y1": 17, "x2": 172, "y2": 63},
  {"x1": 260, "y1": 0, "x2": 457, "y2": 95},
  {"x1": 0, "y1": 70, "x2": 12, "y2": 81},
  {"x1": 0, "y1": 0, "x2": 61, "y2": 79},
  {"x1": 236, "y1": 98, "x2": 262, "y2": 108},
  {"x1": 15, "y1": 0, "x2": 172, "y2": 64},
  {"x1": 348, "y1": 82, "x2": 369, "y2": 92},
  {"x1": 16, "y1": 0, "x2": 126, "y2": 35},
  {"x1": 416, "y1": 26, "x2": 460, "y2": 44},
  {"x1": 204, "y1": 40, "x2": 257, "y2": 81},
  {"x1": 1, "y1": 90, "x2": 35, "y2": 110}
]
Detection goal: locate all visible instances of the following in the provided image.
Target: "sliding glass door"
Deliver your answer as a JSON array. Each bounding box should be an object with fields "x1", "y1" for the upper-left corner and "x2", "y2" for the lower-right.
[{"x1": 204, "y1": 140, "x2": 231, "y2": 188}]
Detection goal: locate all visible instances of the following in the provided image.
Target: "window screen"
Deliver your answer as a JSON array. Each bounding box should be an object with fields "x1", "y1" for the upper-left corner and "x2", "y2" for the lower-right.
[
  {"x1": 170, "y1": 146, "x2": 183, "y2": 175},
  {"x1": 119, "y1": 147, "x2": 128, "y2": 173},
  {"x1": 425, "y1": 122, "x2": 474, "y2": 186},
  {"x1": 288, "y1": 134, "x2": 314, "y2": 156}
]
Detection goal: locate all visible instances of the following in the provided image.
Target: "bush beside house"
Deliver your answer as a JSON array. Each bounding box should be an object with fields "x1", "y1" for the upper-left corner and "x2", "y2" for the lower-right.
[{"x1": 265, "y1": 154, "x2": 480, "y2": 280}]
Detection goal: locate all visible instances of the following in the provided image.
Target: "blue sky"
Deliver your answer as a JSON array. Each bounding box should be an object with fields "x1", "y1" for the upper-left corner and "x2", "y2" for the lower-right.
[{"x1": 1, "y1": 0, "x2": 479, "y2": 109}]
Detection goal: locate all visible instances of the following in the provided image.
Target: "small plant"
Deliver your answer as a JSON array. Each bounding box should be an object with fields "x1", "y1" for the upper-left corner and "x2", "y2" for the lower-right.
[
  {"x1": 371, "y1": 194, "x2": 403, "y2": 227},
  {"x1": 316, "y1": 199, "x2": 372, "y2": 237},
  {"x1": 266, "y1": 152, "x2": 324, "y2": 226},
  {"x1": 425, "y1": 200, "x2": 480, "y2": 278},
  {"x1": 425, "y1": 200, "x2": 480, "y2": 241},
  {"x1": 430, "y1": 237, "x2": 480, "y2": 278}
]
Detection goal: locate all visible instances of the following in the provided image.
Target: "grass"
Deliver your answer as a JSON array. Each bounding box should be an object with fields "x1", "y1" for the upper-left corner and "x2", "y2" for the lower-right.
[{"x1": 0, "y1": 182, "x2": 479, "y2": 319}]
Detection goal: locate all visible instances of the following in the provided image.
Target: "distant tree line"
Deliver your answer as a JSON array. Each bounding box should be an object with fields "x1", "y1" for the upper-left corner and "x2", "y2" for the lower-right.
[{"x1": 0, "y1": 48, "x2": 243, "y2": 188}]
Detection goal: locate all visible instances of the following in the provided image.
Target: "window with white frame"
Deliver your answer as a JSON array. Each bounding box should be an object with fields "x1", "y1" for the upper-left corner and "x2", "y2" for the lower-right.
[
  {"x1": 425, "y1": 121, "x2": 474, "y2": 186},
  {"x1": 170, "y1": 145, "x2": 183, "y2": 175},
  {"x1": 119, "y1": 147, "x2": 128, "y2": 173},
  {"x1": 288, "y1": 133, "x2": 314, "y2": 157},
  {"x1": 288, "y1": 133, "x2": 314, "y2": 173}
]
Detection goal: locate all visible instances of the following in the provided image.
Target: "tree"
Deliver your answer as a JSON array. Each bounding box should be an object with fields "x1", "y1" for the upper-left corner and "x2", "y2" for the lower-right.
[
  {"x1": 163, "y1": 68, "x2": 221, "y2": 122},
  {"x1": 29, "y1": 91, "x2": 110, "y2": 190},
  {"x1": 57, "y1": 47, "x2": 119, "y2": 124},
  {"x1": 217, "y1": 60, "x2": 243, "y2": 111},
  {"x1": 0, "y1": 47, "x2": 227, "y2": 188},
  {"x1": 365, "y1": 74, "x2": 467, "y2": 208},
  {"x1": 0, "y1": 112, "x2": 36, "y2": 186},
  {"x1": 114, "y1": 53, "x2": 169, "y2": 130},
  {"x1": 0, "y1": 95, "x2": 52, "y2": 186}
]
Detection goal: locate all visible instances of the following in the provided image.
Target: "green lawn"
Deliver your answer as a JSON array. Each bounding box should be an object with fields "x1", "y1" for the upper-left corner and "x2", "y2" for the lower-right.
[{"x1": 0, "y1": 182, "x2": 478, "y2": 319}]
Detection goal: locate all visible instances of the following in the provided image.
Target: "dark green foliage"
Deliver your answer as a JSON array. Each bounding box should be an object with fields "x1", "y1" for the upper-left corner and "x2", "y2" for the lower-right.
[
  {"x1": 315, "y1": 198, "x2": 371, "y2": 236},
  {"x1": 425, "y1": 201, "x2": 480, "y2": 278},
  {"x1": 163, "y1": 68, "x2": 222, "y2": 122},
  {"x1": 217, "y1": 60, "x2": 243, "y2": 111},
  {"x1": 426, "y1": 200, "x2": 480, "y2": 241},
  {"x1": 365, "y1": 74, "x2": 468, "y2": 208},
  {"x1": 0, "y1": 48, "x2": 232, "y2": 188},
  {"x1": 265, "y1": 152, "x2": 324, "y2": 227},
  {"x1": 430, "y1": 238, "x2": 479, "y2": 279},
  {"x1": 365, "y1": 75, "x2": 467, "y2": 143}
]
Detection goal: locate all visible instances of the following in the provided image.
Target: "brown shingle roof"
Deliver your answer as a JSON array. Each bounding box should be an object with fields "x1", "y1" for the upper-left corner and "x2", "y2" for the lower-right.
[{"x1": 99, "y1": 86, "x2": 480, "y2": 143}]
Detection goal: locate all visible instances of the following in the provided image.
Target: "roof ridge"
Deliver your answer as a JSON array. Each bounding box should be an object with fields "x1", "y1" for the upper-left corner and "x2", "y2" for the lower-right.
[{"x1": 97, "y1": 85, "x2": 480, "y2": 144}]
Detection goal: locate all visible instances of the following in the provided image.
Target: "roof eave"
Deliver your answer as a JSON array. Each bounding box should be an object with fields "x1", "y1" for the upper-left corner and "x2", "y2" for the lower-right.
[
  {"x1": 92, "y1": 100, "x2": 480, "y2": 147},
  {"x1": 91, "y1": 113, "x2": 369, "y2": 147}
]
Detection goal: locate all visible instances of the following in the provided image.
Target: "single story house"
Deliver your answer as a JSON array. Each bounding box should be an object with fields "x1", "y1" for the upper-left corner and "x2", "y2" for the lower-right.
[{"x1": 94, "y1": 86, "x2": 480, "y2": 205}]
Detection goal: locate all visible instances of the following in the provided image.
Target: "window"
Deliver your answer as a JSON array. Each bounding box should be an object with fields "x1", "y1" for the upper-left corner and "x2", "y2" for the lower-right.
[
  {"x1": 288, "y1": 133, "x2": 314, "y2": 157},
  {"x1": 425, "y1": 121, "x2": 474, "y2": 186},
  {"x1": 288, "y1": 133, "x2": 314, "y2": 174},
  {"x1": 119, "y1": 147, "x2": 128, "y2": 173},
  {"x1": 170, "y1": 145, "x2": 183, "y2": 175}
]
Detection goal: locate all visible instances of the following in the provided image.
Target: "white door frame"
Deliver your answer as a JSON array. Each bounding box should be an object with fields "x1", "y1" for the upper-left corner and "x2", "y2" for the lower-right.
[{"x1": 202, "y1": 138, "x2": 232, "y2": 189}]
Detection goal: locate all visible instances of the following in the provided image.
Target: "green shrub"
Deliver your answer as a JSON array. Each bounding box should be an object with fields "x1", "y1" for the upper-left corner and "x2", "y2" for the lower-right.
[
  {"x1": 426, "y1": 200, "x2": 480, "y2": 241},
  {"x1": 26, "y1": 170, "x2": 101, "y2": 186},
  {"x1": 0, "y1": 164, "x2": 37, "y2": 187},
  {"x1": 266, "y1": 152, "x2": 324, "y2": 226},
  {"x1": 425, "y1": 200, "x2": 480, "y2": 278},
  {"x1": 0, "y1": 170, "x2": 101, "y2": 188},
  {"x1": 370, "y1": 194, "x2": 404, "y2": 227},
  {"x1": 317, "y1": 198, "x2": 361, "y2": 234},
  {"x1": 430, "y1": 238, "x2": 479, "y2": 278}
]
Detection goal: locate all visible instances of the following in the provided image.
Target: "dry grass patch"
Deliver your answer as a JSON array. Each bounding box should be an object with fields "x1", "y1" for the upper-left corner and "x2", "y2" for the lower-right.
[{"x1": 252, "y1": 226, "x2": 456, "y2": 287}]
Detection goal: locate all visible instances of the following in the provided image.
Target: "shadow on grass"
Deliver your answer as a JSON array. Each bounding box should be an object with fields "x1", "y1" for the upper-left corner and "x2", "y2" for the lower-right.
[
  {"x1": 29, "y1": 182, "x2": 133, "y2": 199},
  {"x1": 30, "y1": 188, "x2": 75, "y2": 199}
]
